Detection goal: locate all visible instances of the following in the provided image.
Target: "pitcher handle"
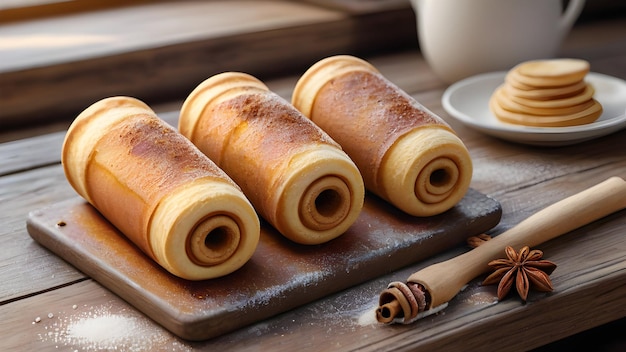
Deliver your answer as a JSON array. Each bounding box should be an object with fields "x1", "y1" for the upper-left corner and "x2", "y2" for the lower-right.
[{"x1": 560, "y1": 0, "x2": 586, "y2": 37}]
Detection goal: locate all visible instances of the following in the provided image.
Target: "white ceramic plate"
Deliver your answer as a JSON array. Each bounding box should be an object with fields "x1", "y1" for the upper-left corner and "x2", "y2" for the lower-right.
[{"x1": 442, "y1": 71, "x2": 626, "y2": 146}]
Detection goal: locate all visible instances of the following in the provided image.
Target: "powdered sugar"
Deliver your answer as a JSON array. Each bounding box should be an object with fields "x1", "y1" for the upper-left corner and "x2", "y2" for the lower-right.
[
  {"x1": 36, "y1": 304, "x2": 192, "y2": 351},
  {"x1": 66, "y1": 314, "x2": 150, "y2": 349},
  {"x1": 356, "y1": 305, "x2": 379, "y2": 326}
]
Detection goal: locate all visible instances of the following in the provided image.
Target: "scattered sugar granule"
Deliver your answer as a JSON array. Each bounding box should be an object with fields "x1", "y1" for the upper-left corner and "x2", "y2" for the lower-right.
[
  {"x1": 36, "y1": 305, "x2": 193, "y2": 351},
  {"x1": 66, "y1": 314, "x2": 140, "y2": 346},
  {"x1": 357, "y1": 306, "x2": 378, "y2": 326},
  {"x1": 47, "y1": 313, "x2": 54, "y2": 319}
]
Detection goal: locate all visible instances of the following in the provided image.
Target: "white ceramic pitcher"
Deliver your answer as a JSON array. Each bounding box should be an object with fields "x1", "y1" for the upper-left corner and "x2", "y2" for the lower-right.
[{"x1": 413, "y1": 0, "x2": 586, "y2": 84}]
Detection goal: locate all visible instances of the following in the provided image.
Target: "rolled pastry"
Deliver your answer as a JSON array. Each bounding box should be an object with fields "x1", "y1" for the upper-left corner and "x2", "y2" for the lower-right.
[
  {"x1": 292, "y1": 55, "x2": 472, "y2": 216},
  {"x1": 62, "y1": 96, "x2": 260, "y2": 280},
  {"x1": 179, "y1": 72, "x2": 365, "y2": 245}
]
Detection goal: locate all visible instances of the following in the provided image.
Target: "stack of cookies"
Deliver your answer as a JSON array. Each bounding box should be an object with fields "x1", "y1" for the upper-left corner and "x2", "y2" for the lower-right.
[{"x1": 490, "y1": 58, "x2": 603, "y2": 127}]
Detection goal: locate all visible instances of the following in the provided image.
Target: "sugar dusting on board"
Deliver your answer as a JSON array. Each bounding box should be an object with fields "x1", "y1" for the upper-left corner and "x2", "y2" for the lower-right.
[
  {"x1": 356, "y1": 302, "x2": 379, "y2": 326},
  {"x1": 66, "y1": 314, "x2": 151, "y2": 348},
  {"x1": 35, "y1": 304, "x2": 192, "y2": 351}
]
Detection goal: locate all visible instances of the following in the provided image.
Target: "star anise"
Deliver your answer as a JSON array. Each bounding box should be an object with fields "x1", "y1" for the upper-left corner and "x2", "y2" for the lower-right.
[{"x1": 482, "y1": 246, "x2": 557, "y2": 302}]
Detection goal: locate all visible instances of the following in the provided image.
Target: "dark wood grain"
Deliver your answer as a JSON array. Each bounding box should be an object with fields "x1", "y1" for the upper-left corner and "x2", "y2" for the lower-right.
[
  {"x1": 2, "y1": 182, "x2": 624, "y2": 350},
  {"x1": 0, "y1": 1, "x2": 416, "y2": 127},
  {"x1": 0, "y1": 165, "x2": 82, "y2": 303},
  {"x1": 26, "y1": 189, "x2": 501, "y2": 340}
]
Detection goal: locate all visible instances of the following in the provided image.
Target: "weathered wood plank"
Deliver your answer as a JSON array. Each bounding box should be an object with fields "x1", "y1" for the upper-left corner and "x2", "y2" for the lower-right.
[
  {"x1": 2, "y1": 172, "x2": 625, "y2": 351},
  {"x1": 0, "y1": 132, "x2": 64, "y2": 175},
  {"x1": 302, "y1": 0, "x2": 410, "y2": 13},
  {"x1": 0, "y1": 165, "x2": 83, "y2": 303},
  {"x1": 0, "y1": 0, "x2": 154, "y2": 23},
  {"x1": 0, "y1": 110, "x2": 178, "y2": 175},
  {"x1": 0, "y1": 1, "x2": 417, "y2": 127},
  {"x1": 0, "y1": 51, "x2": 431, "y2": 174},
  {"x1": 1, "y1": 56, "x2": 625, "y2": 304},
  {"x1": 2, "y1": 147, "x2": 625, "y2": 307},
  {"x1": 0, "y1": 279, "x2": 191, "y2": 352},
  {"x1": 0, "y1": 1, "x2": 343, "y2": 72}
]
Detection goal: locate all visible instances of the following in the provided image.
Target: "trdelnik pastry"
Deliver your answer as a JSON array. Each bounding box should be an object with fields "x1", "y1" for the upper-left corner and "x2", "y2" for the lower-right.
[
  {"x1": 292, "y1": 55, "x2": 473, "y2": 217},
  {"x1": 179, "y1": 72, "x2": 365, "y2": 245},
  {"x1": 62, "y1": 96, "x2": 260, "y2": 280}
]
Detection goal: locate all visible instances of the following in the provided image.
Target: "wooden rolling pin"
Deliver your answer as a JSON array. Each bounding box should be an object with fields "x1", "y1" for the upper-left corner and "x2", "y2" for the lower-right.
[{"x1": 377, "y1": 176, "x2": 626, "y2": 324}]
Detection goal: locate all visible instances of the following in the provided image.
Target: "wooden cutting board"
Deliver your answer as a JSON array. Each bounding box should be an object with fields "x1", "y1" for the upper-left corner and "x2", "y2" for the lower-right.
[{"x1": 27, "y1": 189, "x2": 501, "y2": 341}]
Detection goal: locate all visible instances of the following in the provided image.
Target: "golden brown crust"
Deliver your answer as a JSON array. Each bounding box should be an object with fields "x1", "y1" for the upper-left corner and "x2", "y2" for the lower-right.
[
  {"x1": 62, "y1": 96, "x2": 151, "y2": 203},
  {"x1": 310, "y1": 70, "x2": 452, "y2": 193},
  {"x1": 380, "y1": 128, "x2": 472, "y2": 216},
  {"x1": 180, "y1": 73, "x2": 364, "y2": 244},
  {"x1": 292, "y1": 55, "x2": 472, "y2": 217},
  {"x1": 201, "y1": 92, "x2": 340, "y2": 211},
  {"x1": 63, "y1": 96, "x2": 260, "y2": 280},
  {"x1": 291, "y1": 55, "x2": 379, "y2": 118},
  {"x1": 85, "y1": 113, "x2": 234, "y2": 256}
]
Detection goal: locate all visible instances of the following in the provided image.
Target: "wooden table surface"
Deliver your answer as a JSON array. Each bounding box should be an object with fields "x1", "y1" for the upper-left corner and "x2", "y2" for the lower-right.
[{"x1": 1, "y1": 1, "x2": 625, "y2": 351}]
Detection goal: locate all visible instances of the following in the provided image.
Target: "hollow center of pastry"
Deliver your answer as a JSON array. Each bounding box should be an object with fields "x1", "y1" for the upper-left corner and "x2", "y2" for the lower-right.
[
  {"x1": 415, "y1": 158, "x2": 460, "y2": 203},
  {"x1": 189, "y1": 215, "x2": 241, "y2": 266},
  {"x1": 300, "y1": 176, "x2": 351, "y2": 231},
  {"x1": 204, "y1": 226, "x2": 230, "y2": 249},
  {"x1": 429, "y1": 168, "x2": 451, "y2": 188},
  {"x1": 316, "y1": 188, "x2": 343, "y2": 217}
]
